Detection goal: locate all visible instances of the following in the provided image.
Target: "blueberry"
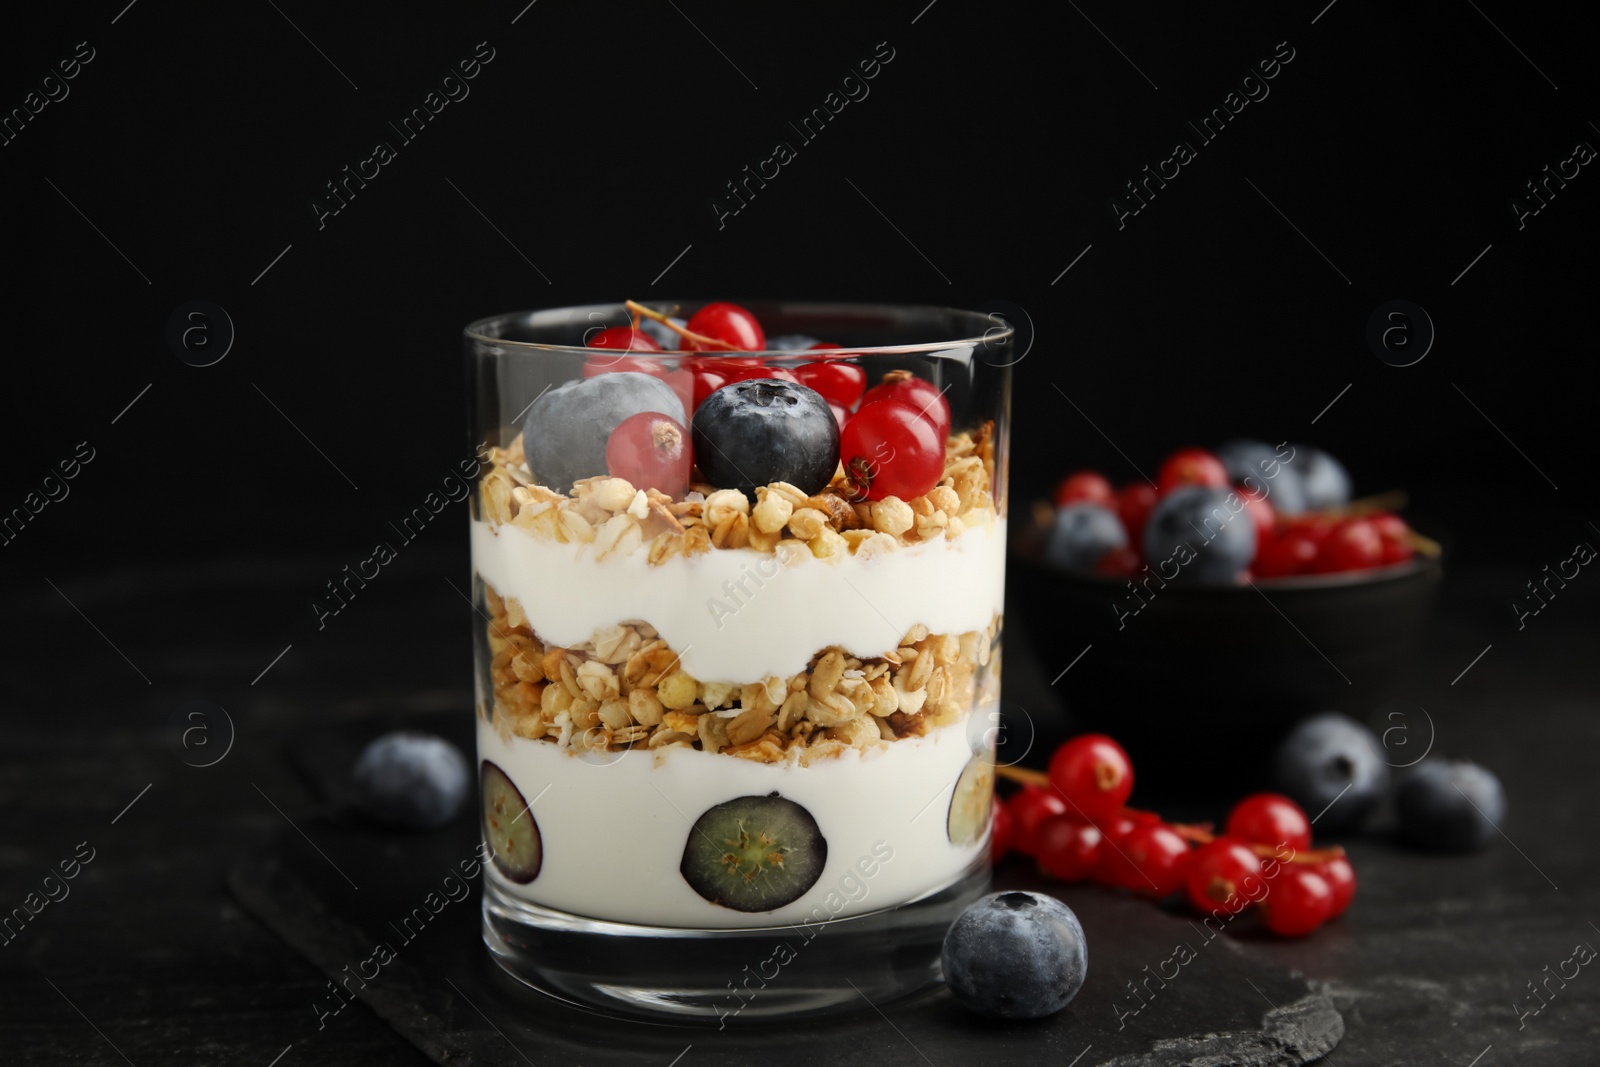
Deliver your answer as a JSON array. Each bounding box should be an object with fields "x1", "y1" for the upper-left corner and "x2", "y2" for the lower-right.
[
  {"x1": 1397, "y1": 759, "x2": 1505, "y2": 851},
  {"x1": 522, "y1": 372, "x2": 686, "y2": 493},
  {"x1": 353, "y1": 731, "x2": 470, "y2": 829},
  {"x1": 691, "y1": 379, "x2": 839, "y2": 498},
  {"x1": 1045, "y1": 503, "x2": 1126, "y2": 573},
  {"x1": 764, "y1": 334, "x2": 822, "y2": 351},
  {"x1": 1289, "y1": 445, "x2": 1352, "y2": 511},
  {"x1": 942, "y1": 891, "x2": 1087, "y2": 1019},
  {"x1": 1216, "y1": 439, "x2": 1309, "y2": 516},
  {"x1": 1142, "y1": 485, "x2": 1257, "y2": 582},
  {"x1": 679, "y1": 794, "x2": 826, "y2": 911},
  {"x1": 1272, "y1": 713, "x2": 1390, "y2": 831},
  {"x1": 638, "y1": 315, "x2": 687, "y2": 350}
]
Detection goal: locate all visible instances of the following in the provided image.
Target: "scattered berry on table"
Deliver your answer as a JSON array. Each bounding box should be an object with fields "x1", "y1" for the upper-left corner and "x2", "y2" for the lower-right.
[
  {"x1": 1006, "y1": 785, "x2": 1068, "y2": 856},
  {"x1": 1225, "y1": 793, "x2": 1312, "y2": 853},
  {"x1": 1396, "y1": 759, "x2": 1505, "y2": 852},
  {"x1": 1035, "y1": 815, "x2": 1103, "y2": 882},
  {"x1": 942, "y1": 891, "x2": 1088, "y2": 1019},
  {"x1": 353, "y1": 731, "x2": 470, "y2": 829},
  {"x1": 1318, "y1": 855, "x2": 1357, "y2": 917},
  {"x1": 1259, "y1": 866, "x2": 1334, "y2": 936},
  {"x1": 1185, "y1": 838, "x2": 1265, "y2": 916},
  {"x1": 1048, "y1": 733, "x2": 1134, "y2": 820},
  {"x1": 1272, "y1": 713, "x2": 1390, "y2": 832}
]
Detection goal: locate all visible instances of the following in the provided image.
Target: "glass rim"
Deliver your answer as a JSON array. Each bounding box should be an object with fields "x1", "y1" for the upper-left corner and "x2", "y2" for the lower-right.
[{"x1": 463, "y1": 300, "x2": 1015, "y2": 357}]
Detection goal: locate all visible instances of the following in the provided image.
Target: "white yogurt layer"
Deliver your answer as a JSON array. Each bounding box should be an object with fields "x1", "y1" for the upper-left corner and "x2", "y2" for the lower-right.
[
  {"x1": 469, "y1": 517, "x2": 1006, "y2": 684},
  {"x1": 478, "y1": 711, "x2": 994, "y2": 928}
]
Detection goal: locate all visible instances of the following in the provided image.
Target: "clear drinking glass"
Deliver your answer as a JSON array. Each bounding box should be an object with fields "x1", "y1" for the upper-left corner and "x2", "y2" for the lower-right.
[{"x1": 466, "y1": 302, "x2": 1012, "y2": 1022}]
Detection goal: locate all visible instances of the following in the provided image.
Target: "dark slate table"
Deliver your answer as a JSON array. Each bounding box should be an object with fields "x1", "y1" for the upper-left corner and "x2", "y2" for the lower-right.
[{"x1": 2, "y1": 549, "x2": 1596, "y2": 1065}]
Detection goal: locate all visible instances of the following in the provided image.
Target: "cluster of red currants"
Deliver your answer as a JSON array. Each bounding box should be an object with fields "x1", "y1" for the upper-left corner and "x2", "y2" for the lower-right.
[
  {"x1": 1054, "y1": 445, "x2": 1419, "y2": 580},
  {"x1": 1253, "y1": 510, "x2": 1416, "y2": 578},
  {"x1": 992, "y1": 734, "x2": 1356, "y2": 937},
  {"x1": 589, "y1": 301, "x2": 952, "y2": 502}
]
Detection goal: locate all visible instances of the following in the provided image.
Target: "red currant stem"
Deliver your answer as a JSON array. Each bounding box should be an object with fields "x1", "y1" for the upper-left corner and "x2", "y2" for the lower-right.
[
  {"x1": 624, "y1": 300, "x2": 739, "y2": 351},
  {"x1": 1404, "y1": 530, "x2": 1442, "y2": 557},
  {"x1": 1314, "y1": 490, "x2": 1407, "y2": 519},
  {"x1": 841, "y1": 456, "x2": 875, "y2": 502},
  {"x1": 995, "y1": 765, "x2": 1050, "y2": 788}
]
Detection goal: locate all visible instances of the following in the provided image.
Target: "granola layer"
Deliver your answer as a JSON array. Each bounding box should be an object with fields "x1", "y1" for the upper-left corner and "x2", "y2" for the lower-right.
[
  {"x1": 482, "y1": 583, "x2": 1001, "y2": 763},
  {"x1": 476, "y1": 422, "x2": 1000, "y2": 564}
]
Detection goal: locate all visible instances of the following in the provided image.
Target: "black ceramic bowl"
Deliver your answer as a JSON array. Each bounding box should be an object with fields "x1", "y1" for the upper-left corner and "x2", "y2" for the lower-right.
[{"x1": 1007, "y1": 535, "x2": 1442, "y2": 794}]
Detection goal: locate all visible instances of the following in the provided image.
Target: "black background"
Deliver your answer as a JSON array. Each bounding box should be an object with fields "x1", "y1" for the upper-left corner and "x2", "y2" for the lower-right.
[
  {"x1": 3, "y1": 1, "x2": 1595, "y2": 577},
  {"x1": 3, "y1": 2, "x2": 1598, "y2": 1065}
]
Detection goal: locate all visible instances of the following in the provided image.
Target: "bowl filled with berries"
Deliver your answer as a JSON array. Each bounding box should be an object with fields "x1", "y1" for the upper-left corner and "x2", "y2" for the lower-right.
[
  {"x1": 465, "y1": 301, "x2": 1013, "y2": 1021},
  {"x1": 1011, "y1": 442, "x2": 1442, "y2": 783}
]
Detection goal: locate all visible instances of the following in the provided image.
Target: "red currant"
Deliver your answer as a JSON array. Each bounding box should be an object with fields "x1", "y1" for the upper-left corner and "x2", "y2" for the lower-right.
[
  {"x1": 605, "y1": 412, "x2": 692, "y2": 498},
  {"x1": 587, "y1": 326, "x2": 662, "y2": 353},
  {"x1": 1259, "y1": 867, "x2": 1333, "y2": 936},
  {"x1": 721, "y1": 364, "x2": 799, "y2": 387},
  {"x1": 1318, "y1": 856, "x2": 1356, "y2": 918},
  {"x1": 1116, "y1": 822, "x2": 1192, "y2": 898},
  {"x1": 1035, "y1": 814, "x2": 1103, "y2": 882},
  {"x1": 687, "y1": 362, "x2": 729, "y2": 411},
  {"x1": 794, "y1": 361, "x2": 866, "y2": 409},
  {"x1": 683, "y1": 302, "x2": 765, "y2": 352},
  {"x1": 663, "y1": 368, "x2": 695, "y2": 417},
  {"x1": 860, "y1": 374, "x2": 952, "y2": 443},
  {"x1": 840, "y1": 400, "x2": 943, "y2": 502},
  {"x1": 1092, "y1": 810, "x2": 1160, "y2": 886},
  {"x1": 1370, "y1": 513, "x2": 1409, "y2": 542},
  {"x1": 1048, "y1": 734, "x2": 1135, "y2": 821},
  {"x1": 1284, "y1": 514, "x2": 1336, "y2": 544},
  {"x1": 1254, "y1": 533, "x2": 1318, "y2": 578},
  {"x1": 1371, "y1": 513, "x2": 1414, "y2": 566},
  {"x1": 1006, "y1": 785, "x2": 1068, "y2": 857},
  {"x1": 990, "y1": 797, "x2": 1014, "y2": 862},
  {"x1": 1117, "y1": 483, "x2": 1159, "y2": 544},
  {"x1": 1236, "y1": 483, "x2": 1278, "y2": 547},
  {"x1": 1185, "y1": 838, "x2": 1265, "y2": 916},
  {"x1": 1314, "y1": 518, "x2": 1383, "y2": 573},
  {"x1": 828, "y1": 402, "x2": 848, "y2": 433},
  {"x1": 1095, "y1": 546, "x2": 1143, "y2": 578},
  {"x1": 1054, "y1": 471, "x2": 1115, "y2": 508},
  {"x1": 1156, "y1": 447, "x2": 1230, "y2": 495},
  {"x1": 1225, "y1": 793, "x2": 1312, "y2": 853}
]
